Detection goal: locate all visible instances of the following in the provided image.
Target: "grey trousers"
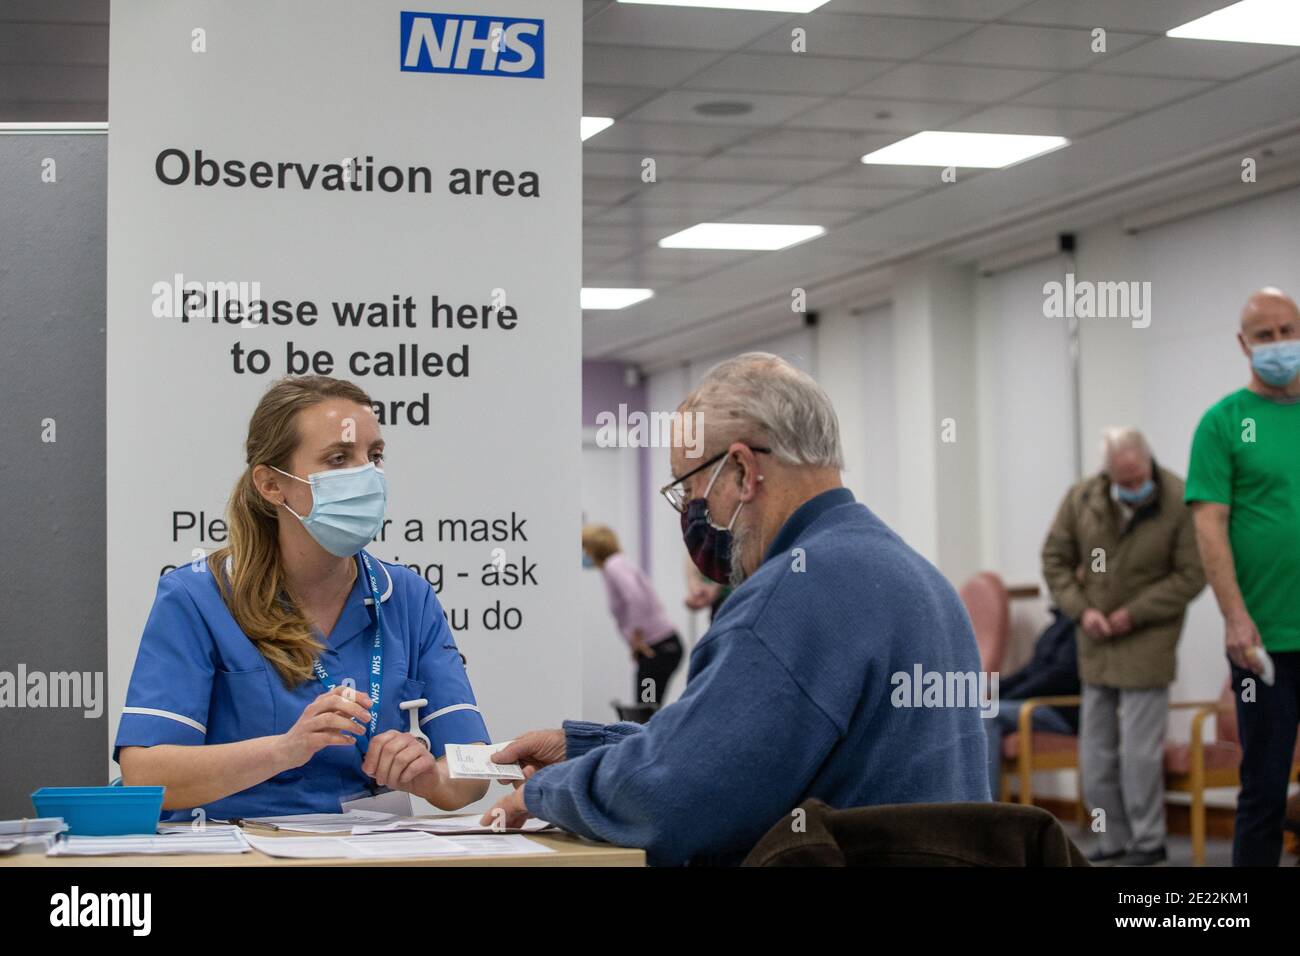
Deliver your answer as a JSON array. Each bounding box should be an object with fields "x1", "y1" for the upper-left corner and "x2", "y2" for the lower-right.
[{"x1": 1080, "y1": 683, "x2": 1170, "y2": 854}]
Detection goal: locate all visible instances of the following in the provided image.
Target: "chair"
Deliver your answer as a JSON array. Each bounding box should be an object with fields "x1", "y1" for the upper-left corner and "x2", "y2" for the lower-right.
[
  {"x1": 959, "y1": 571, "x2": 1010, "y2": 673},
  {"x1": 1001, "y1": 679, "x2": 1300, "y2": 865},
  {"x1": 1164, "y1": 678, "x2": 1300, "y2": 866},
  {"x1": 999, "y1": 696, "x2": 1084, "y2": 821}
]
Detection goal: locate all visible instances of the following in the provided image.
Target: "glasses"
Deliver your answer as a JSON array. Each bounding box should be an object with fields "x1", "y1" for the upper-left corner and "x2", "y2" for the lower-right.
[{"x1": 659, "y1": 446, "x2": 770, "y2": 514}]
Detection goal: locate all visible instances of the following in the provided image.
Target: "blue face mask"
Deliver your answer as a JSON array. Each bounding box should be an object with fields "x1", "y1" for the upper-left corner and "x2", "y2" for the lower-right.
[
  {"x1": 273, "y1": 461, "x2": 388, "y2": 557},
  {"x1": 1114, "y1": 479, "x2": 1154, "y2": 505},
  {"x1": 582, "y1": 552, "x2": 593, "y2": 569},
  {"x1": 1251, "y1": 340, "x2": 1300, "y2": 387}
]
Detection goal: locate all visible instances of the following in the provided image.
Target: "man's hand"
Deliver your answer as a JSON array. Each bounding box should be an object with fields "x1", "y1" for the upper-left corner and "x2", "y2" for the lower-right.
[
  {"x1": 1107, "y1": 607, "x2": 1134, "y2": 637},
  {"x1": 489, "y1": 729, "x2": 565, "y2": 778},
  {"x1": 479, "y1": 783, "x2": 532, "y2": 830},
  {"x1": 1225, "y1": 609, "x2": 1263, "y2": 670},
  {"x1": 1081, "y1": 608, "x2": 1113, "y2": 641}
]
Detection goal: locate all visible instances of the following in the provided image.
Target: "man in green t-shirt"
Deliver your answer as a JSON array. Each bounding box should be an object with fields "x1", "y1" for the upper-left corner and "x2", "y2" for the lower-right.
[{"x1": 1186, "y1": 287, "x2": 1300, "y2": 866}]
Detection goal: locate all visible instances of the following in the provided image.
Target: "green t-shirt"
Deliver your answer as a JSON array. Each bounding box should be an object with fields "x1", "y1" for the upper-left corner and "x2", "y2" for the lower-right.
[{"x1": 1186, "y1": 388, "x2": 1300, "y2": 651}]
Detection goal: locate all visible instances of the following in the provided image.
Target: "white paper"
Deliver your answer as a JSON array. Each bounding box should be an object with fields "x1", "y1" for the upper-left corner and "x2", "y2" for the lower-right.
[
  {"x1": 438, "y1": 835, "x2": 555, "y2": 856},
  {"x1": 47, "y1": 828, "x2": 251, "y2": 856},
  {"x1": 0, "y1": 817, "x2": 67, "y2": 837},
  {"x1": 245, "y1": 831, "x2": 462, "y2": 860},
  {"x1": 340, "y1": 790, "x2": 415, "y2": 817},
  {"x1": 352, "y1": 813, "x2": 553, "y2": 835},
  {"x1": 444, "y1": 741, "x2": 525, "y2": 780},
  {"x1": 240, "y1": 809, "x2": 397, "y2": 833}
]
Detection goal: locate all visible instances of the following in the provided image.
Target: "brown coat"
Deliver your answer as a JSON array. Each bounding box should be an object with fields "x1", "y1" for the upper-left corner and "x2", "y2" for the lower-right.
[
  {"x1": 742, "y1": 799, "x2": 1089, "y2": 866},
  {"x1": 1041, "y1": 465, "x2": 1205, "y2": 689}
]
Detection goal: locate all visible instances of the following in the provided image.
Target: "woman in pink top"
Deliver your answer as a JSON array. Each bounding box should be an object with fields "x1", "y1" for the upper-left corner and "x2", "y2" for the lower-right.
[{"x1": 582, "y1": 524, "x2": 682, "y2": 718}]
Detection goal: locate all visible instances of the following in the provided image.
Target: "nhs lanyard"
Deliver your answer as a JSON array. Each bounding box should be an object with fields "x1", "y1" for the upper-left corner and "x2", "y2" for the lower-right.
[{"x1": 311, "y1": 551, "x2": 384, "y2": 740}]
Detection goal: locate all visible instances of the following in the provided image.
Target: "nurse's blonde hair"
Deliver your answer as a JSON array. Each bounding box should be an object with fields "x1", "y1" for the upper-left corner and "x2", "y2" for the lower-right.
[{"x1": 209, "y1": 375, "x2": 375, "y2": 687}]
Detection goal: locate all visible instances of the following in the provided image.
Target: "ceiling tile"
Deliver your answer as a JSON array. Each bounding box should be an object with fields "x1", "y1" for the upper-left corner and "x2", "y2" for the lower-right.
[
  {"x1": 831, "y1": 0, "x2": 1028, "y2": 18},
  {"x1": 583, "y1": 120, "x2": 750, "y2": 154},
  {"x1": 678, "y1": 153, "x2": 848, "y2": 183},
  {"x1": 791, "y1": 96, "x2": 970, "y2": 132},
  {"x1": 584, "y1": 4, "x2": 789, "y2": 51},
  {"x1": 1014, "y1": 72, "x2": 1211, "y2": 111},
  {"x1": 1091, "y1": 38, "x2": 1300, "y2": 81},
  {"x1": 625, "y1": 179, "x2": 788, "y2": 208},
  {"x1": 824, "y1": 161, "x2": 968, "y2": 188},
  {"x1": 851, "y1": 62, "x2": 1056, "y2": 103},
  {"x1": 718, "y1": 203, "x2": 865, "y2": 228},
  {"x1": 588, "y1": 204, "x2": 734, "y2": 228},
  {"x1": 583, "y1": 44, "x2": 720, "y2": 88},
  {"x1": 585, "y1": 176, "x2": 641, "y2": 204},
  {"x1": 623, "y1": 89, "x2": 828, "y2": 127},
  {"x1": 925, "y1": 23, "x2": 1147, "y2": 69},
  {"x1": 686, "y1": 52, "x2": 896, "y2": 96},
  {"x1": 1006, "y1": 0, "x2": 1233, "y2": 34},
  {"x1": 583, "y1": 84, "x2": 657, "y2": 118},
  {"x1": 947, "y1": 103, "x2": 1126, "y2": 137},
  {"x1": 584, "y1": 150, "x2": 701, "y2": 180},
  {"x1": 730, "y1": 127, "x2": 898, "y2": 160},
  {"x1": 749, "y1": 14, "x2": 977, "y2": 60},
  {"x1": 765, "y1": 184, "x2": 917, "y2": 211}
]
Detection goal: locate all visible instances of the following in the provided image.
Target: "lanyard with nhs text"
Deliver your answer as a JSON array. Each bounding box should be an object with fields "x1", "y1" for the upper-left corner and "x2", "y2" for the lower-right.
[{"x1": 311, "y1": 551, "x2": 384, "y2": 747}]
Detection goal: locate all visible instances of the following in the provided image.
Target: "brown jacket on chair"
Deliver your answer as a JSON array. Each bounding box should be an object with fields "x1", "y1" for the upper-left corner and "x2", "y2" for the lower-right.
[
  {"x1": 1040, "y1": 464, "x2": 1205, "y2": 689},
  {"x1": 742, "y1": 799, "x2": 1089, "y2": 867}
]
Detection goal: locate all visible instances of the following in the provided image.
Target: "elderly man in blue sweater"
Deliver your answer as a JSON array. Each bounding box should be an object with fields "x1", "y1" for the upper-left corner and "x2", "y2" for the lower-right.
[{"x1": 482, "y1": 352, "x2": 991, "y2": 864}]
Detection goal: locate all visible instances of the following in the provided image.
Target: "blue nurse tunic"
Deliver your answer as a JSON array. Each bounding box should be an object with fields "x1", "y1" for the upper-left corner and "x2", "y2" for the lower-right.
[{"x1": 113, "y1": 550, "x2": 490, "y2": 820}]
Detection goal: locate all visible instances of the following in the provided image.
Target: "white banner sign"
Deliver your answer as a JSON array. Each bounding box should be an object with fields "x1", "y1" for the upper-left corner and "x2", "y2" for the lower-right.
[{"x1": 106, "y1": 0, "x2": 581, "y2": 790}]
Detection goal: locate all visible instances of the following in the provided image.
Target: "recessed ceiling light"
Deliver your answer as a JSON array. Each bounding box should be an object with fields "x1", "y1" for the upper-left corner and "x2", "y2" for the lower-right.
[
  {"x1": 582, "y1": 287, "x2": 654, "y2": 310},
  {"x1": 1168, "y1": 0, "x2": 1300, "y2": 47},
  {"x1": 658, "y1": 223, "x2": 825, "y2": 251},
  {"x1": 693, "y1": 100, "x2": 754, "y2": 117},
  {"x1": 862, "y1": 131, "x2": 1068, "y2": 168},
  {"x1": 581, "y1": 116, "x2": 614, "y2": 142},
  {"x1": 618, "y1": 0, "x2": 830, "y2": 11}
]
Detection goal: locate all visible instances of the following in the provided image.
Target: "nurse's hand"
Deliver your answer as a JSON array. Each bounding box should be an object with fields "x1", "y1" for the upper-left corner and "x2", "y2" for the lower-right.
[
  {"x1": 362, "y1": 730, "x2": 440, "y2": 793},
  {"x1": 280, "y1": 689, "x2": 374, "y2": 768},
  {"x1": 480, "y1": 785, "x2": 532, "y2": 830}
]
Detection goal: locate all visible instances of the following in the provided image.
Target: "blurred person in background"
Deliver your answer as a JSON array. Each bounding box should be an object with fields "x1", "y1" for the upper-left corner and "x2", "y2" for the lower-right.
[
  {"x1": 583, "y1": 524, "x2": 683, "y2": 716},
  {"x1": 1042, "y1": 426, "x2": 1204, "y2": 866}
]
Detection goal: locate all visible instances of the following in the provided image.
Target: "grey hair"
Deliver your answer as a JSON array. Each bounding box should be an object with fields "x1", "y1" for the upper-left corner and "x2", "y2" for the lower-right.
[
  {"x1": 1100, "y1": 425, "x2": 1150, "y2": 462},
  {"x1": 681, "y1": 352, "x2": 844, "y2": 469}
]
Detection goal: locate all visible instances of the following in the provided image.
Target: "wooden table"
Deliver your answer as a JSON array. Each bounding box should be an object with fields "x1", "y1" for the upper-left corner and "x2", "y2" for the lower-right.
[{"x1": 0, "y1": 829, "x2": 645, "y2": 867}]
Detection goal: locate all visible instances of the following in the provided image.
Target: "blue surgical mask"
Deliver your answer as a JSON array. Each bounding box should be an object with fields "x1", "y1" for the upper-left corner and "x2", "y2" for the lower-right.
[
  {"x1": 1113, "y1": 479, "x2": 1154, "y2": 505},
  {"x1": 582, "y1": 552, "x2": 593, "y2": 569},
  {"x1": 1251, "y1": 340, "x2": 1300, "y2": 387},
  {"x1": 1248, "y1": 340, "x2": 1300, "y2": 390},
  {"x1": 273, "y1": 461, "x2": 388, "y2": 557}
]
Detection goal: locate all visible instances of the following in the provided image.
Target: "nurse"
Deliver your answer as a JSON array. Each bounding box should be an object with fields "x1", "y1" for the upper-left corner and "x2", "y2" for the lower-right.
[{"x1": 116, "y1": 375, "x2": 490, "y2": 819}]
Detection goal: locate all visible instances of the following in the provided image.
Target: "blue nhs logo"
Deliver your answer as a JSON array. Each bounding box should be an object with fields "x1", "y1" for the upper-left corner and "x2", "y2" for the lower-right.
[{"x1": 400, "y1": 11, "x2": 544, "y2": 78}]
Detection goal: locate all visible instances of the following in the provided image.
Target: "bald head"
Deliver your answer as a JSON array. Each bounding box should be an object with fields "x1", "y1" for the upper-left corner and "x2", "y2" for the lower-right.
[{"x1": 1240, "y1": 287, "x2": 1299, "y2": 338}]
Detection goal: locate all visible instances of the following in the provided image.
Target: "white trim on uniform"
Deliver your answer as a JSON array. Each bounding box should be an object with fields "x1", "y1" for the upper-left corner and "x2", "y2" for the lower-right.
[
  {"x1": 419, "y1": 703, "x2": 482, "y2": 726},
  {"x1": 121, "y1": 706, "x2": 207, "y2": 735}
]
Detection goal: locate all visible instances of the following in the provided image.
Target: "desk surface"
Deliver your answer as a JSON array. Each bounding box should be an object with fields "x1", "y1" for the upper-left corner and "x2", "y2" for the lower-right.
[{"x1": 1, "y1": 829, "x2": 644, "y2": 867}]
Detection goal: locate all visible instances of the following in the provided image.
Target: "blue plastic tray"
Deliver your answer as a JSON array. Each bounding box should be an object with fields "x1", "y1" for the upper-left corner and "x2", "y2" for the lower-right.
[{"x1": 31, "y1": 786, "x2": 165, "y2": 836}]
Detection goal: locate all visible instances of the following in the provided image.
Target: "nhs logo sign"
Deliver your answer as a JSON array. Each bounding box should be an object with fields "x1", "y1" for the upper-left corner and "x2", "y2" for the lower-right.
[{"x1": 400, "y1": 11, "x2": 544, "y2": 78}]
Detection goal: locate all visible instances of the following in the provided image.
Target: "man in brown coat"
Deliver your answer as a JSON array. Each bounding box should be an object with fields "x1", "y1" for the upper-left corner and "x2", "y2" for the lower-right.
[{"x1": 1042, "y1": 426, "x2": 1205, "y2": 866}]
